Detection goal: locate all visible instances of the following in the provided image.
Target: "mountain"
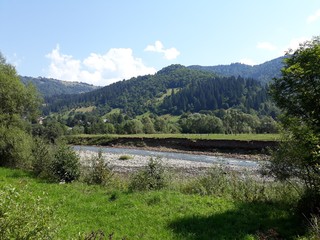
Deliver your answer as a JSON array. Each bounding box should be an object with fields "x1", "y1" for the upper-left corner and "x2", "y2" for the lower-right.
[
  {"x1": 44, "y1": 65, "x2": 213, "y2": 114},
  {"x1": 188, "y1": 56, "x2": 286, "y2": 84},
  {"x1": 44, "y1": 64, "x2": 276, "y2": 117},
  {"x1": 20, "y1": 76, "x2": 100, "y2": 98}
]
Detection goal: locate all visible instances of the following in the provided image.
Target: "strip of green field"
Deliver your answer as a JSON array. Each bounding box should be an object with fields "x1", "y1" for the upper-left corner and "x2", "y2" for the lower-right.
[{"x1": 72, "y1": 133, "x2": 280, "y2": 141}]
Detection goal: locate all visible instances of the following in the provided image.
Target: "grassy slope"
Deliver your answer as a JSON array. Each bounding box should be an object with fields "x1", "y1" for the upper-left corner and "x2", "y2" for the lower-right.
[{"x1": 1, "y1": 167, "x2": 301, "y2": 239}]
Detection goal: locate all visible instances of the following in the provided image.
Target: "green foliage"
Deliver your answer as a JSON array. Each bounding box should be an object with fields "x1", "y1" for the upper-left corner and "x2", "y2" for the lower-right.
[
  {"x1": 182, "y1": 167, "x2": 300, "y2": 203},
  {"x1": 179, "y1": 113, "x2": 224, "y2": 133},
  {"x1": 222, "y1": 109, "x2": 260, "y2": 134},
  {"x1": 20, "y1": 76, "x2": 99, "y2": 98},
  {"x1": 119, "y1": 155, "x2": 132, "y2": 160},
  {"x1": 0, "y1": 54, "x2": 40, "y2": 119},
  {"x1": 31, "y1": 137, "x2": 54, "y2": 178},
  {"x1": 0, "y1": 53, "x2": 41, "y2": 169},
  {"x1": 0, "y1": 185, "x2": 58, "y2": 239},
  {"x1": 189, "y1": 56, "x2": 284, "y2": 84},
  {"x1": 45, "y1": 63, "x2": 280, "y2": 120},
  {"x1": 160, "y1": 76, "x2": 272, "y2": 115},
  {"x1": 121, "y1": 119, "x2": 144, "y2": 134},
  {"x1": 270, "y1": 37, "x2": 320, "y2": 131},
  {"x1": 0, "y1": 167, "x2": 304, "y2": 239},
  {"x1": 51, "y1": 142, "x2": 81, "y2": 183},
  {"x1": 84, "y1": 150, "x2": 113, "y2": 185},
  {"x1": 269, "y1": 37, "x2": 320, "y2": 220},
  {"x1": 129, "y1": 158, "x2": 167, "y2": 191},
  {"x1": 267, "y1": 121, "x2": 320, "y2": 217},
  {"x1": 0, "y1": 117, "x2": 34, "y2": 169}
]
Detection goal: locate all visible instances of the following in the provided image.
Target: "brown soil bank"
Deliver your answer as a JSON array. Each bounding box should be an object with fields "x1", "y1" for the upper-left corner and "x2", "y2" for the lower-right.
[{"x1": 67, "y1": 135, "x2": 278, "y2": 154}]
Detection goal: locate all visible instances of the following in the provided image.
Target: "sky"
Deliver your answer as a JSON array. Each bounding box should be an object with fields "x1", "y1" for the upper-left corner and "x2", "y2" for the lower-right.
[{"x1": 1, "y1": 1, "x2": 320, "y2": 86}]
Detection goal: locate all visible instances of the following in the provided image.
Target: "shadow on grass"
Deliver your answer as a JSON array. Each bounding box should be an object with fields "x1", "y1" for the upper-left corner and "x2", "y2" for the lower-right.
[{"x1": 168, "y1": 201, "x2": 303, "y2": 240}]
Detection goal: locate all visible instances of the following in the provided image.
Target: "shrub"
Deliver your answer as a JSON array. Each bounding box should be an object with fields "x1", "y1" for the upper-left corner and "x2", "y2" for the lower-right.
[
  {"x1": 119, "y1": 155, "x2": 132, "y2": 160},
  {"x1": 129, "y1": 158, "x2": 167, "y2": 191},
  {"x1": 0, "y1": 123, "x2": 34, "y2": 169},
  {"x1": 50, "y1": 142, "x2": 80, "y2": 183},
  {"x1": 31, "y1": 137, "x2": 54, "y2": 178},
  {"x1": 182, "y1": 167, "x2": 230, "y2": 196},
  {"x1": 0, "y1": 185, "x2": 59, "y2": 239},
  {"x1": 84, "y1": 150, "x2": 113, "y2": 186},
  {"x1": 182, "y1": 166, "x2": 300, "y2": 203}
]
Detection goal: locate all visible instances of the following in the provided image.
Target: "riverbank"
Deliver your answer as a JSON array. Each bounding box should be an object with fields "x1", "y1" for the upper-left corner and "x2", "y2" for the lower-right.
[
  {"x1": 76, "y1": 145, "x2": 263, "y2": 178},
  {"x1": 67, "y1": 134, "x2": 275, "y2": 159}
]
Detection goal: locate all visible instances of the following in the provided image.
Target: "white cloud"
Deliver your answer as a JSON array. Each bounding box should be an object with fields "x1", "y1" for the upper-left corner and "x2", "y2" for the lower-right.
[
  {"x1": 257, "y1": 42, "x2": 277, "y2": 51},
  {"x1": 280, "y1": 37, "x2": 309, "y2": 54},
  {"x1": 239, "y1": 58, "x2": 256, "y2": 66},
  {"x1": 307, "y1": 9, "x2": 320, "y2": 23},
  {"x1": 144, "y1": 40, "x2": 180, "y2": 60},
  {"x1": 46, "y1": 45, "x2": 156, "y2": 86}
]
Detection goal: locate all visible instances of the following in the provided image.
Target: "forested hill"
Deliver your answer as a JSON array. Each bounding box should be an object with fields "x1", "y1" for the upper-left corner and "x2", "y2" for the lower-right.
[
  {"x1": 44, "y1": 65, "x2": 213, "y2": 114},
  {"x1": 20, "y1": 76, "x2": 100, "y2": 98},
  {"x1": 44, "y1": 64, "x2": 276, "y2": 117},
  {"x1": 188, "y1": 56, "x2": 285, "y2": 84}
]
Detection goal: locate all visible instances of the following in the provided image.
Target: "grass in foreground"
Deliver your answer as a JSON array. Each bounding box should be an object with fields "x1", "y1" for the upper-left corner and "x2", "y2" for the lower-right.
[{"x1": 1, "y1": 166, "x2": 307, "y2": 239}]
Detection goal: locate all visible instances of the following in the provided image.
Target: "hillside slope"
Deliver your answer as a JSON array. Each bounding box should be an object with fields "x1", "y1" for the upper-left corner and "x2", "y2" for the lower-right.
[
  {"x1": 44, "y1": 64, "x2": 276, "y2": 117},
  {"x1": 20, "y1": 76, "x2": 100, "y2": 98},
  {"x1": 188, "y1": 56, "x2": 285, "y2": 84}
]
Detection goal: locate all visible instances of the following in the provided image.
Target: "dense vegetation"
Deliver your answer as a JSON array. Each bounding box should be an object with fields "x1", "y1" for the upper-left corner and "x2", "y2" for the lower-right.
[
  {"x1": 40, "y1": 63, "x2": 280, "y2": 135},
  {"x1": 188, "y1": 56, "x2": 285, "y2": 84},
  {"x1": 20, "y1": 76, "x2": 99, "y2": 98},
  {"x1": 44, "y1": 64, "x2": 280, "y2": 117},
  {"x1": 159, "y1": 76, "x2": 273, "y2": 115},
  {"x1": 267, "y1": 37, "x2": 320, "y2": 220}
]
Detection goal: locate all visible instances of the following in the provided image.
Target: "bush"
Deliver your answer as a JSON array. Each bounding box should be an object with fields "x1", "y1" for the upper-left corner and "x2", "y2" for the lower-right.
[
  {"x1": 182, "y1": 167, "x2": 300, "y2": 203},
  {"x1": 129, "y1": 158, "x2": 167, "y2": 191},
  {"x1": 83, "y1": 150, "x2": 113, "y2": 186},
  {"x1": 50, "y1": 142, "x2": 80, "y2": 183},
  {"x1": 31, "y1": 137, "x2": 54, "y2": 178},
  {"x1": 0, "y1": 123, "x2": 34, "y2": 169},
  {"x1": 119, "y1": 155, "x2": 132, "y2": 160},
  {"x1": 0, "y1": 185, "x2": 59, "y2": 239}
]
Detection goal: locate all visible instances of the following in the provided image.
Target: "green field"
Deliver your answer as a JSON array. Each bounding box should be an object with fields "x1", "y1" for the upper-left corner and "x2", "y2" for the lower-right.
[
  {"x1": 0, "y1": 167, "x2": 306, "y2": 239},
  {"x1": 71, "y1": 133, "x2": 280, "y2": 141}
]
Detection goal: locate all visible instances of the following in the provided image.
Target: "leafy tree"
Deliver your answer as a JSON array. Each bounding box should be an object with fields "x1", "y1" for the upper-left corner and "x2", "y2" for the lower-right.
[
  {"x1": 141, "y1": 116, "x2": 155, "y2": 134},
  {"x1": 270, "y1": 37, "x2": 320, "y2": 132},
  {"x1": 121, "y1": 119, "x2": 144, "y2": 134},
  {"x1": 179, "y1": 113, "x2": 224, "y2": 133},
  {"x1": 0, "y1": 53, "x2": 40, "y2": 168},
  {"x1": 268, "y1": 37, "x2": 320, "y2": 217}
]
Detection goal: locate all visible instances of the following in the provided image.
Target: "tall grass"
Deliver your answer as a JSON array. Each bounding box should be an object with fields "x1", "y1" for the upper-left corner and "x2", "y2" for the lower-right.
[{"x1": 0, "y1": 164, "x2": 307, "y2": 239}]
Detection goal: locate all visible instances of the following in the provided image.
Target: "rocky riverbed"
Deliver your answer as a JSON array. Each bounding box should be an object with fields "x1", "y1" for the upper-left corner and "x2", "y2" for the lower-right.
[{"x1": 76, "y1": 147, "x2": 264, "y2": 177}]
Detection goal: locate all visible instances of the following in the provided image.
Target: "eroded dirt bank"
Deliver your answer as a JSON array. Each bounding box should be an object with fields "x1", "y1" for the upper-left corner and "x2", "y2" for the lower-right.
[{"x1": 68, "y1": 136, "x2": 277, "y2": 157}]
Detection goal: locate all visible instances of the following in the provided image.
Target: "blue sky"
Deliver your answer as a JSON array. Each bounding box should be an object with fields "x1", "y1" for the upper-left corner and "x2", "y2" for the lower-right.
[{"x1": 1, "y1": 0, "x2": 320, "y2": 86}]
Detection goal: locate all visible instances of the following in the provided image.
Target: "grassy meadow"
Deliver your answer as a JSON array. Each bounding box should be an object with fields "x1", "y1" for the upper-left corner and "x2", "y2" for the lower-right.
[{"x1": 0, "y1": 166, "x2": 308, "y2": 239}]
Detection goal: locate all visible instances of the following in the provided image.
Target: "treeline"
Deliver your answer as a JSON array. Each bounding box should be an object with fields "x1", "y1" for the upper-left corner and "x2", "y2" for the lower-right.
[{"x1": 45, "y1": 109, "x2": 278, "y2": 136}]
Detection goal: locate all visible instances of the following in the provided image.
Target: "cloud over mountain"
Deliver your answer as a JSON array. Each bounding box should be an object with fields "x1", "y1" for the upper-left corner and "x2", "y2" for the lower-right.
[
  {"x1": 144, "y1": 40, "x2": 180, "y2": 60},
  {"x1": 46, "y1": 45, "x2": 156, "y2": 86}
]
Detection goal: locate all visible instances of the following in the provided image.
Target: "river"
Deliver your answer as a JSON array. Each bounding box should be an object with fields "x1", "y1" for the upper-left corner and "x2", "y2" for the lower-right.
[{"x1": 73, "y1": 145, "x2": 260, "y2": 169}]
